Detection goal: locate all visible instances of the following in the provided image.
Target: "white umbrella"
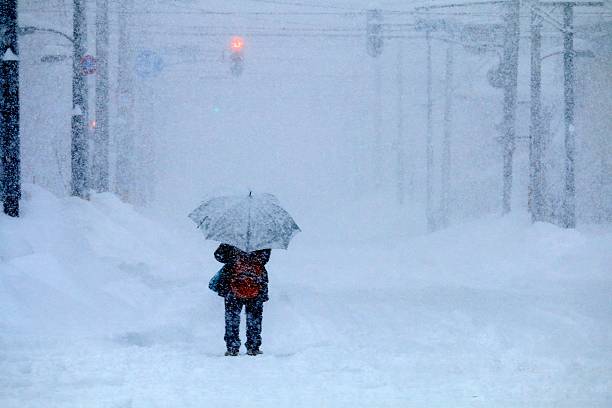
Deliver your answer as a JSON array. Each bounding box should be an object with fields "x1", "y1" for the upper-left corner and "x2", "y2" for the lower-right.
[{"x1": 189, "y1": 192, "x2": 300, "y2": 252}]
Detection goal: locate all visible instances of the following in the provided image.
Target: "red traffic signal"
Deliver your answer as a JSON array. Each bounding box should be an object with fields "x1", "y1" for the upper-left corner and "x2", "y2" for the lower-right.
[{"x1": 230, "y1": 36, "x2": 244, "y2": 52}]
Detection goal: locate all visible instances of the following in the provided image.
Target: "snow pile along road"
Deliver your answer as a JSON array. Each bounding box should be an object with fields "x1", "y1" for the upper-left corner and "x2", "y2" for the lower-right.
[
  {"x1": 0, "y1": 185, "x2": 211, "y2": 335},
  {"x1": 1, "y1": 185, "x2": 611, "y2": 407}
]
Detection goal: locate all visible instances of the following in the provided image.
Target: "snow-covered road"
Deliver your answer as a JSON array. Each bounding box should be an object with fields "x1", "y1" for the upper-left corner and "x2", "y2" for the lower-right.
[{"x1": 1, "y1": 186, "x2": 611, "y2": 407}]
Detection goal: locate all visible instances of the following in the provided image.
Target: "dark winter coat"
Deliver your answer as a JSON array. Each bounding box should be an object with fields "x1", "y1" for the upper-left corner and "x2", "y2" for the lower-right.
[{"x1": 213, "y1": 243, "x2": 271, "y2": 302}]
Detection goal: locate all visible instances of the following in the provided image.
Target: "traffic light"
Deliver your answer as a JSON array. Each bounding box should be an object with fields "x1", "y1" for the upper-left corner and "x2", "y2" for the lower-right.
[
  {"x1": 230, "y1": 36, "x2": 244, "y2": 52},
  {"x1": 229, "y1": 36, "x2": 244, "y2": 77},
  {"x1": 366, "y1": 9, "x2": 383, "y2": 58}
]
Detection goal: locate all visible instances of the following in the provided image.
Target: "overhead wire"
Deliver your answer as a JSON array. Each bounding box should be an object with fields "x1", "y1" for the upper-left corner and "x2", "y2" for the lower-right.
[
  {"x1": 176, "y1": 24, "x2": 364, "y2": 32},
  {"x1": 138, "y1": 30, "x2": 363, "y2": 38},
  {"x1": 22, "y1": 2, "x2": 612, "y2": 56},
  {"x1": 240, "y1": 0, "x2": 360, "y2": 11}
]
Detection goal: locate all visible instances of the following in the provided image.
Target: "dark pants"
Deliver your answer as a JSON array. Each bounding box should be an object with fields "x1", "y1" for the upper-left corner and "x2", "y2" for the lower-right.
[{"x1": 224, "y1": 294, "x2": 263, "y2": 352}]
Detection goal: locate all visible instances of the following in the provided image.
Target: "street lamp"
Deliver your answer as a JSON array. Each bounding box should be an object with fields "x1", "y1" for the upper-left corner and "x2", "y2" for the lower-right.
[
  {"x1": 18, "y1": 26, "x2": 74, "y2": 44},
  {"x1": 542, "y1": 49, "x2": 595, "y2": 60}
]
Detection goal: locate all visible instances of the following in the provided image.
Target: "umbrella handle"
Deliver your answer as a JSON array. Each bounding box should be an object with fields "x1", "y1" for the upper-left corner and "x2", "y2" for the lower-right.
[{"x1": 197, "y1": 216, "x2": 208, "y2": 229}]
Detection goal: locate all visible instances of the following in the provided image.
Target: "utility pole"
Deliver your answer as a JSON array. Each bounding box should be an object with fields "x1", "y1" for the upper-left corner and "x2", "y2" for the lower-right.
[
  {"x1": 366, "y1": 8, "x2": 384, "y2": 191},
  {"x1": 395, "y1": 40, "x2": 405, "y2": 205},
  {"x1": 115, "y1": 0, "x2": 134, "y2": 202},
  {"x1": 529, "y1": 4, "x2": 544, "y2": 223},
  {"x1": 530, "y1": 1, "x2": 602, "y2": 226},
  {"x1": 441, "y1": 43, "x2": 454, "y2": 229},
  {"x1": 546, "y1": 1, "x2": 603, "y2": 228},
  {"x1": 501, "y1": 0, "x2": 520, "y2": 215},
  {"x1": 426, "y1": 30, "x2": 434, "y2": 231},
  {"x1": 0, "y1": 0, "x2": 20, "y2": 217},
  {"x1": 71, "y1": 0, "x2": 89, "y2": 198},
  {"x1": 561, "y1": 3, "x2": 576, "y2": 228},
  {"x1": 92, "y1": 0, "x2": 110, "y2": 192},
  {"x1": 373, "y1": 57, "x2": 383, "y2": 190}
]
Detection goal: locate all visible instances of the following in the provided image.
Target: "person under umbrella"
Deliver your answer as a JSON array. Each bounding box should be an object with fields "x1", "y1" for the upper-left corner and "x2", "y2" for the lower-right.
[
  {"x1": 213, "y1": 243, "x2": 270, "y2": 356},
  {"x1": 189, "y1": 192, "x2": 300, "y2": 356}
]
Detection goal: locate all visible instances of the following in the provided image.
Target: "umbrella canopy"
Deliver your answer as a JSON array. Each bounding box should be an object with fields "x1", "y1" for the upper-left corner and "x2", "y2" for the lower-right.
[{"x1": 189, "y1": 192, "x2": 301, "y2": 253}]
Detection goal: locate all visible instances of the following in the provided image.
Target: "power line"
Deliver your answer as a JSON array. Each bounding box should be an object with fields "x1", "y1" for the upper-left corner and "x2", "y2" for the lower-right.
[
  {"x1": 177, "y1": 25, "x2": 365, "y2": 32},
  {"x1": 241, "y1": 0, "x2": 359, "y2": 11},
  {"x1": 415, "y1": 1, "x2": 508, "y2": 11},
  {"x1": 22, "y1": 6, "x2": 610, "y2": 19},
  {"x1": 119, "y1": 9, "x2": 364, "y2": 16},
  {"x1": 138, "y1": 30, "x2": 364, "y2": 39}
]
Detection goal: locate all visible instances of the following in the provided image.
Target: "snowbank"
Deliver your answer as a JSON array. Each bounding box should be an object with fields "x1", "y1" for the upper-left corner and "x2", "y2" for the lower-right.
[{"x1": 0, "y1": 184, "x2": 212, "y2": 335}]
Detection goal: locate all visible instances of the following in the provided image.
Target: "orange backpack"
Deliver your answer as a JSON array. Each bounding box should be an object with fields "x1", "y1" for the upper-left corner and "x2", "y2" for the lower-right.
[{"x1": 229, "y1": 258, "x2": 264, "y2": 299}]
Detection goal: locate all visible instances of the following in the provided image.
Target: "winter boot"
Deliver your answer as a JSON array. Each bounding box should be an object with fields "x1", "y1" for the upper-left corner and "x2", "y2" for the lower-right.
[
  {"x1": 246, "y1": 349, "x2": 263, "y2": 356},
  {"x1": 225, "y1": 349, "x2": 239, "y2": 356}
]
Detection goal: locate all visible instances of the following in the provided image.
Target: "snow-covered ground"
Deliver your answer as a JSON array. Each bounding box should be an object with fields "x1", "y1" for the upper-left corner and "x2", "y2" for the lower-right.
[{"x1": 1, "y1": 185, "x2": 611, "y2": 407}]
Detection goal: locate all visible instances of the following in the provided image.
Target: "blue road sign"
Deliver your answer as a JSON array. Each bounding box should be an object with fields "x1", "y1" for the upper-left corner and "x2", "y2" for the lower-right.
[
  {"x1": 135, "y1": 50, "x2": 164, "y2": 79},
  {"x1": 81, "y1": 55, "x2": 96, "y2": 75}
]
